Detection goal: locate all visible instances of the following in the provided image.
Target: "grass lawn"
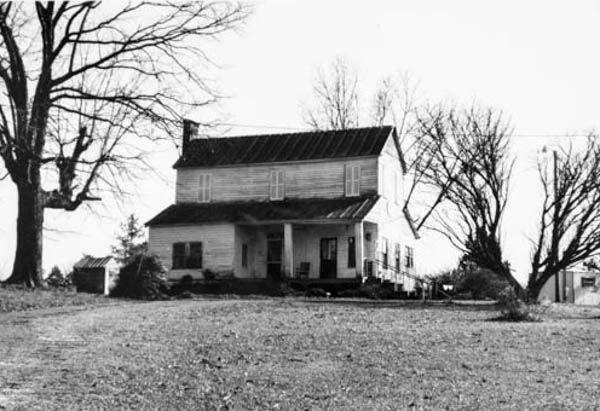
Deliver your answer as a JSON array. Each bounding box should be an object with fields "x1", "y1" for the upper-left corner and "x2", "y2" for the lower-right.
[
  {"x1": 1, "y1": 297, "x2": 599, "y2": 410},
  {"x1": 0, "y1": 285, "x2": 109, "y2": 314}
]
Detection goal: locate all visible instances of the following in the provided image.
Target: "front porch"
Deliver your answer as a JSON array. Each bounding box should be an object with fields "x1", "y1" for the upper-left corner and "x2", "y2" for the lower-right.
[{"x1": 234, "y1": 221, "x2": 378, "y2": 281}]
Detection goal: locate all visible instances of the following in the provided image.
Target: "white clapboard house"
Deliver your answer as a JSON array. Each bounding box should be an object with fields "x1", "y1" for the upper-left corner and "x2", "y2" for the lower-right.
[{"x1": 147, "y1": 122, "x2": 420, "y2": 291}]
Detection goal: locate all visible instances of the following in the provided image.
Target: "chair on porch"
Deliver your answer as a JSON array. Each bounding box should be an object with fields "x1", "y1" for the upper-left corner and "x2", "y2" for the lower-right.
[{"x1": 295, "y1": 262, "x2": 310, "y2": 279}]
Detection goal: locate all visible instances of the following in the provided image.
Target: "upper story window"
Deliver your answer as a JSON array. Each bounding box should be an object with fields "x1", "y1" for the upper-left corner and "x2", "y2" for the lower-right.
[
  {"x1": 198, "y1": 173, "x2": 212, "y2": 203},
  {"x1": 345, "y1": 164, "x2": 360, "y2": 197},
  {"x1": 270, "y1": 170, "x2": 284, "y2": 200}
]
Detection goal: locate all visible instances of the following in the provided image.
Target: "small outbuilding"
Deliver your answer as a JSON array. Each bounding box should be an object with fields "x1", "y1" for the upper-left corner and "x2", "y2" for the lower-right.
[
  {"x1": 73, "y1": 255, "x2": 118, "y2": 295},
  {"x1": 538, "y1": 265, "x2": 600, "y2": 305}
]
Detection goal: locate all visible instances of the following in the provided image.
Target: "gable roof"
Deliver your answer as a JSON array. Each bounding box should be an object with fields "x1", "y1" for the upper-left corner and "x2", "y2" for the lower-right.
[
  {"x1": 174, "y1": 126, "x2": 394, "y2": 168},
  {"x1": 73, "y1": 255, "x2": 113, "y2": 269},
  {"x1": 146, "y1": 195, "x2": 379, "y2": 226}
]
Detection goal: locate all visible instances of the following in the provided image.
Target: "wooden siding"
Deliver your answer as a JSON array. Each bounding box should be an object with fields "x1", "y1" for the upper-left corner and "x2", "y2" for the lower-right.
[
  {"x1": 148, "y1": 223, "x2": 235, "y2": 280},
  {"x1": 365, "y1": 195, "x2": 418, "y2": 290},
  {"x1": 73, "y1": 268, "x2": 108, "y2": 295},
  {"x1": 175, "y1": 157, "x2": 378, "y2": 203}
]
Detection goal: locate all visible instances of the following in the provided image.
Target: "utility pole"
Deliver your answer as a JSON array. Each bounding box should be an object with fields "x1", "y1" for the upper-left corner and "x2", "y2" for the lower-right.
[{"x1": 553, "y1": 149, "x2": 560, "y2": 303}]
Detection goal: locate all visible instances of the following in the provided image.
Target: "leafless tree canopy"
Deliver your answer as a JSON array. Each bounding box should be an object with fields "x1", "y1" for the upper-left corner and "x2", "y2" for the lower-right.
[
  {"x1": 0, "y1": 1, "x2": 248, "y2": 285},
  {"x1": 305, "y1": 57, "x2": 359, "y2": 130},
  {"x1": 528, "y1": 135, "x2": 600, "y2": 298},
  {"x1": 413, "y1": 105, "x2": 520, "y2": 290}
]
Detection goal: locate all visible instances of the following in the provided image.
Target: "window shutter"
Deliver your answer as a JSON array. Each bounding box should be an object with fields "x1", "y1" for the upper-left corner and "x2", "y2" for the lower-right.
[
  {"x1": 205, "y1": 175, "x2": 211, "y2": 202},
  {"x1": 345, "y1": 165, "x2": 352, "y2": 195},
  {"x1": 277, "y1": 170, "x2": 284, "y2": 199},
  {"x1": 353, "y1": 165, "x2": 360, "y2": 195},
  {"x1": 189, "y1": 242, "x2": 203, "y2": 268}
]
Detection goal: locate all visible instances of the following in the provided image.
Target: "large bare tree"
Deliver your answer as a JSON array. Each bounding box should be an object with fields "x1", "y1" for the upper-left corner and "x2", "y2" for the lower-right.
[
  {"x1": 0, "y1": 1, "x2": 248, "y2": 286},
  {"x1": 305, "y1": 57, "x2": 359, "y2": 130},
  {"x1": 528, "y1": 135, "x2": 600, "y2": 299},
  {"x1": 412, "y1": 105, "x2": 522, "y2": 293}
]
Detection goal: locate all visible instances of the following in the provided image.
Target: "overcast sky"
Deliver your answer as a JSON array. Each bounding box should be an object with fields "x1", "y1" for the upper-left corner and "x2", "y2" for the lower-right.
[{"x1": 1, "y1": 0, "x2": 599, "y2": 282}]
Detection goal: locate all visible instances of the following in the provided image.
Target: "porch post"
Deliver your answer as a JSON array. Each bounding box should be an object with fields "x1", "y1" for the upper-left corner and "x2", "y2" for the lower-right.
[
  {"x1": 284, "y1": 223, "x2": 294, "y2": 278},
  {"x1": 355, "y1": 221, "x2": 364, "y2": 277}
]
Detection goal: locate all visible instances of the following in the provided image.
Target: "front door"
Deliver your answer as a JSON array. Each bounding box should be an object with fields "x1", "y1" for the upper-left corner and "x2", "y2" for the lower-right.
[
  {"x1": 267, "y1": 234, "x2": 283, "y2": 280},
  {"x1": 320, "y1": 238, "x2": 337, "y2": 279}
]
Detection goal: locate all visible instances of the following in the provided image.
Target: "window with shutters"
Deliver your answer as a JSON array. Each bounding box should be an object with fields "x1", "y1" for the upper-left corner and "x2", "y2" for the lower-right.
[
  {"x1": 382, "y1": 237, "x2": 389, "y2": 268},
  {"x1": 270, "y1": 170, "x2": 284, "y2": 200},
  {"x1": 172, "y1": 242, "x2": 203, "y2": 269},
  {"x1": 198, "y1": 173, "x2": 211, "y2": 202},
  {"x1": 405, "y1": 246, "x2": 414, "y2": 268},
  {"x1": 172, "y1": 242, "x2": 186, "y2": 269},
  {"x1": 395, "y1": 243, "x2": 401, "y2": 271},
  {"x1": 345, "y1": 164, "x2": 360, "y2": 197}
]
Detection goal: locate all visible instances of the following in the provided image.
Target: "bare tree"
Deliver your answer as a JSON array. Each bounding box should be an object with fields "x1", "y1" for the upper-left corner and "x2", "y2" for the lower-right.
[
  {"x1": 0, "y1": 1, "x2": 248, "y2": 286},
  {"x1": 305, "y1": 57, "x2": 359, "y2": 130},
  {"x1": 413, "y1": 105, "x2": 522, "y2": 293},
  {"x1": 528, "y1": 135, "x2": 600, "y2": 299}
]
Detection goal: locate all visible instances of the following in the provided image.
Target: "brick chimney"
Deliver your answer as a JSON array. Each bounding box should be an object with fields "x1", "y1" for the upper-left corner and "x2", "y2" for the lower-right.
[{"x1": 182, "y1": 119, "x2": 199, "y2": 153}]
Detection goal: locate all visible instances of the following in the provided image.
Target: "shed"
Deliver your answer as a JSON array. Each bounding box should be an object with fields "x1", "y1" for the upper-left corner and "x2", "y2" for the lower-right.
[
  {"x1": 538, "y1": 265, "x2": 600, "y2": 305},
  {"x1": 73, "y1": 255, "x2": 118, "y2": 295}
]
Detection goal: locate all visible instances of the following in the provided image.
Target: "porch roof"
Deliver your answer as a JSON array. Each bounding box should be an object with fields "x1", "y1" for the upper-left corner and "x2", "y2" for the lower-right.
[{"x1": 146, "y1": 195, "x2": 379, "y2": 226}]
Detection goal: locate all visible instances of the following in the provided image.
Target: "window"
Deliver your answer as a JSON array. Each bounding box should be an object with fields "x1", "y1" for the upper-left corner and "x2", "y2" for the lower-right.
[
  {"x1": 242, "y1": 243, "x2": 248, "y2": 268},
  {"x1": 348, "y1": 237, "x2": 356, "y2": 268},
  {"x1": 270, "y1": 170, "x2": 284, "y2": 200},
  {"x1": 198, "y1": 174, "x2": 212, "y2": 202},
  {"x1": 172, "y1": 242, "x2": 203, "y2": 269},
  {"x1": 395, "y1": 243, "x2": 401, "y2": 271},
  {"x1": 172, "y1": 242, "x2": 186, "y2": 269},
  {"x1": 345, "y1": 164, "x2": 360, "y2": 196},
  {"x1": 405, "y1": 246, "x2": 414, "y2": 268},
  {"x1": 582, "y1": 277, "x2": 596, "y2": 288},
  {"x1": 382, "y1": 237, "x2": 389, "y2": 268}
]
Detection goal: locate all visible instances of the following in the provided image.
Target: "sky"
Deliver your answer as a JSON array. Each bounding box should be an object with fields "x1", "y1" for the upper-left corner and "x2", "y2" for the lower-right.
[{"x1": 0, "y1": 0, "x2": 599, "y2": 283}]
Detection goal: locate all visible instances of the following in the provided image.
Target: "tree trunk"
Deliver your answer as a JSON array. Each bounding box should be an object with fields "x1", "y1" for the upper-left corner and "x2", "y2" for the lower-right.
[
  {"x1": 5, "y1": 178, "x2": 45, "y2": 287},
  {"x1": 526, "y1": 275, "x2": 546, "y2": 303}
]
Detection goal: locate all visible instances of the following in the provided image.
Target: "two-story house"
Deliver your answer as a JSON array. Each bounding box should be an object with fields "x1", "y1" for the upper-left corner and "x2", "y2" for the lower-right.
[{"x1": 146, "y1": 122, "x2": 420, "y2": 291}]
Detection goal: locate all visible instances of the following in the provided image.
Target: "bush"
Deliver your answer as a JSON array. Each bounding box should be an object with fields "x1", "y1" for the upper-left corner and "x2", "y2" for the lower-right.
[
  {"x1": 45, "y1": 266, "x2": 72, "y2": 289},
  {"x1": 358, "y1": 283, "x2": 398, "y2": 300},
  {"x1": 496, "y1": 286, "x2": 540, "y2": 322},
  {"x1": 306, "y1": 287, "x2": 329, "y2": 298},
  {"x1": 202, "y1": 269, "x2": 217, "y2": 281},
  {"x1": 111, "y1": 254, "x2": 169, "y2": 300},
  {"x1": 456, "y1": 268, "x2": 509, "y2": 300}
]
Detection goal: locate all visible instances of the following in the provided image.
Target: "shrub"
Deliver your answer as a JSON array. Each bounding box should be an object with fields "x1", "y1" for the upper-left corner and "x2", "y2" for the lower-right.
[
  {"x1": 306, "y1": 287, "x2": 329, "y2": 298},
  {"x1": 111, "y1": 254, "x2": 169, "y2": 300},
  {"x1": 202, "y1": 269, "x2": 217, "y2": 281},
  {"x1": 180, "y1": 274, "x2": 194, "y2": 288},
  {"x1": 456, "y1": 268, "x2": 509, "y2": 300},
  {"x1": 45, "y1": 266, "x2": 72, "y2": 289},
  {"x1": 358, "y1": 283, "x2": 398, "y2": 300},
  {"x1": 496, "y1": 286, "x2": 540, "y2": 322}
]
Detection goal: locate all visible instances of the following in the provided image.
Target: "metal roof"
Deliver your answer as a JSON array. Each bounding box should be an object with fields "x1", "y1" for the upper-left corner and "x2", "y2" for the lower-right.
[
  {"x1": 146, "y1": 195, "x2": 380, "y2": 226},
  {"x1": 73, "y1": 255, "x2": 113, "y2": 269},
  {"x1": 174, "y1": 126, "x2": 394, "y2": 168}
]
